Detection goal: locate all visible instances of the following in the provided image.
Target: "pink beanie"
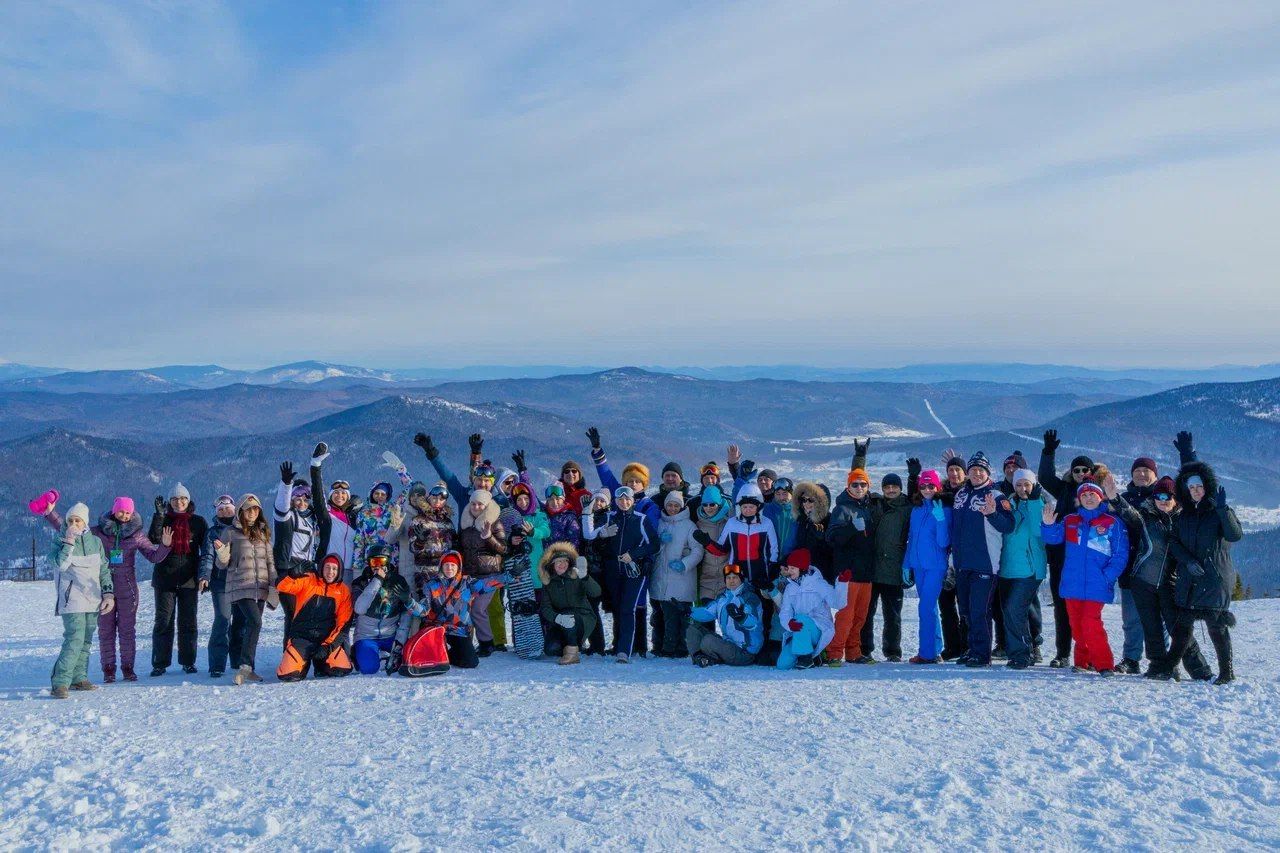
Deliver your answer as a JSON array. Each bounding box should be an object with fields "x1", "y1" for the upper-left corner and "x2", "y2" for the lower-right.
[
  {"x1": 918, "y1": 470, "x2": 942, "y2": 490},
  {"x1": 111, "y1": 496, "x2": 135, "y2": 515}
]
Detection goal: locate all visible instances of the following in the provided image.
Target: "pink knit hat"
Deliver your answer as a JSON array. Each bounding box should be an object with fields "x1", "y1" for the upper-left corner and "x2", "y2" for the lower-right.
[
  {"x1": 918, "y1": 470, "x2": 942, "y2": 490},
  {"x1": 111, "y1": 496, "x2": 135, "y2": 516}
]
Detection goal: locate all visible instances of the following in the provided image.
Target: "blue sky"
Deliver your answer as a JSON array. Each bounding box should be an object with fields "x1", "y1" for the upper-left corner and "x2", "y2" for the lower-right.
[{"x1": 3, "y1": 1, "x2": 1279, "y2": 370}]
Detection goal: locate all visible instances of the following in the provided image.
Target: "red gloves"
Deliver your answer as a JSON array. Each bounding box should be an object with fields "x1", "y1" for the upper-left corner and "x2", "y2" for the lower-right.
[
  {"x1": 837, "y1": 570, "x2": 852, "y2": 583},
  {"x1": 787, "y1": 619, "x2": 804, "y2": 632}
]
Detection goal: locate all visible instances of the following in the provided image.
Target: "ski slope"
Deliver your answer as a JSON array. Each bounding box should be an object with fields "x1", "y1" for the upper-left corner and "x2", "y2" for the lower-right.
[{"x1": 1, "y1": 581, "x2": 1278, "y2": 851}]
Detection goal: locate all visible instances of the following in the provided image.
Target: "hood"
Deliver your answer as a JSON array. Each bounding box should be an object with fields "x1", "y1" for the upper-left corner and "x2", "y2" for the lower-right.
[
  {"x1": 493, "y1": 468, "x2": 519, "y2": 496},
  {"x1": 791, "y1": 481, "x2": 829, "y2": 523},
  {"x1": 97, "y1": 510, "x2": 143, "y2": 538},
  {"x1": 369, "y1": 482, "x2": 393, "y2": 503},
  {"x1": 459, "y1": 493, "x2": 501, "y2": 531},
  {"x1": 1175, "y1": 460, "x2": 1220, "y2": 509},
  {"x1": 538, "y1": 541, "x2": 581, "y2": 586}
]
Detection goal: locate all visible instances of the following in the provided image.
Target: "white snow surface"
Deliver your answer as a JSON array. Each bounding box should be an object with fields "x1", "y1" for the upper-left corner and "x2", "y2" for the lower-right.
[{"x1": 2, "y1": 582, "x2": 1279, "y2": 850}]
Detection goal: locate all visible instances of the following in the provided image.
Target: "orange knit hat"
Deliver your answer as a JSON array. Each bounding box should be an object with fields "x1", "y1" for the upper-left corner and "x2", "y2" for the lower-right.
[{"x1": 847, "y1": 468, "x2": 870, "y2": 486}]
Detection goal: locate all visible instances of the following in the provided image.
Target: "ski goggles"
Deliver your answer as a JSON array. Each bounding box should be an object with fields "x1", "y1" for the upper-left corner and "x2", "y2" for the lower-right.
[
  {"x1": 329, "y1": 480, "x2": 350, "y2": 491},
  {"x1": 473, "y1": 465, "x2": 496, "y2": 479},
  {"x1": 773, "y1": 478, "x2": 794, "y2": 493},
  {"x1": 723, "y1": 564, "x2": 744, "y2": 579},
  {"x1": 1154, "y1": 492, "x2": 1174, "y2": 502},
  {"x1": 368, "y1": 555, "x2": 390, "y2": 569},
  {"x1": 428, "y1": 484, "x2": 448, "y2": 497},
  {"x1": 544, "y1": 484, "x2": 565, "y2": 499}
]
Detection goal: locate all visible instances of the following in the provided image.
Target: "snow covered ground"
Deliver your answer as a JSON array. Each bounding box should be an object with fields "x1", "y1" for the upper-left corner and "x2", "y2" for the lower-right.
[{"x1": 2, "y1": 582, "x2": 1278, "y2": 851}]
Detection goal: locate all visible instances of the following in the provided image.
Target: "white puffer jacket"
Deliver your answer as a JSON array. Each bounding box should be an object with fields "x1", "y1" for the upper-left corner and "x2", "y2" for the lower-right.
[{"x1": 651, "y1": 513, "x2": 705, "y2": 603}]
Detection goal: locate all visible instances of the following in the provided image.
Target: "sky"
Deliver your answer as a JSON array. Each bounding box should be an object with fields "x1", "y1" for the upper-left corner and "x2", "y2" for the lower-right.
[{"x1": 2, "y1": 1, "x2": 1279, "y2": 370}]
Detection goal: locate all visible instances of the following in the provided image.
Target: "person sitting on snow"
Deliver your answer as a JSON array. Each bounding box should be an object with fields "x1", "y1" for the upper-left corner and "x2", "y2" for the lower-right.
[
  {"x1": 776, "y1": 549, "x2": 849, "y2": 670},
  {"x1": 688, "y1": 564, "x2": 764, "y2": 667}
]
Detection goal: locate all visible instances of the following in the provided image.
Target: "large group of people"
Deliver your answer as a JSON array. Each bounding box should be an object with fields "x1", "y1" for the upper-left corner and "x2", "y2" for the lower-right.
[{"x1": 38, "y1": 426, "x2": 1243, "y2": 698}]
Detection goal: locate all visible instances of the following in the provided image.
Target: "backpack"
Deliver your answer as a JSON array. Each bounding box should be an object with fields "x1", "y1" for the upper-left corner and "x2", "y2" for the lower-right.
[{"x1": 398, "y1": 625, "x2": 450, "y2": 677}]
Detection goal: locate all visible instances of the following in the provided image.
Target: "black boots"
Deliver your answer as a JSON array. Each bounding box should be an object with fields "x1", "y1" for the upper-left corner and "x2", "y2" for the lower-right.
[{"x1": 1209, "y1": 626, "x2": 1234, "y2": 685}]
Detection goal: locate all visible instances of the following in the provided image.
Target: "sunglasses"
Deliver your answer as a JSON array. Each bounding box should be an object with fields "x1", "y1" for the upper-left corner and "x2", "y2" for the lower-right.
[
  {"x1": 919, "y1": 484, "x2": 938, "y2": 490},
  {"x1": 1072, "y1": 467, "x2": 1091, "y2": 474},
  {"x1": 849, "y1": 482, "x2": 869, "y2": 489},
  {"x1": 1154, "y1": 493, "x2": 1174, "y2": 502},
  {"x1": 369, "y1": 556, "x2": 389, "y2": 568},
  {"x1": 801, "y1": 496, "x2": 816, "y2": 503}
]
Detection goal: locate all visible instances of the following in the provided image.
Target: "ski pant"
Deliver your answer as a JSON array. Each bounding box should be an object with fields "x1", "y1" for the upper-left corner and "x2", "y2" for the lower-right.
[
  {"x1": 228, "y1": 598, "x2": 264, "y2": 670},
  {"x1": 859, "y1": 582, "x2": 904, "y2": 659},
  {"x1": 777, "y1": 616, "x2": 823, "y2": 670},
  {"x1": 938, "y1": 584, "x2": 963, "y2": 656},
  {"x1": 353, "y1": 636, "x2": 396, "y2": 674},
  {"x1": 609, "y1": 570, "x2": 649, "y2": 658},
  {"x1": 956, "y1": 570, "x2": 996, "y2": 663},
  {"x1": 1119, "y1": 587, "x2": 1144, "y2": 662},
  {"x1": 999, "y1": 577, "x2": 1042, "y2": 666},
  {"x1": 658, "y1": 599, "x2": 692, "y2": 657},
  {"x1": 990, "y1": 582, "x2": 1005, "y2": 651},
  {"x1": 1047, "y1": 544, "x2": 1072, "y2": 659},
  {"x1": 827, "y1": 581, "x2": 872, "y2": 661},
  {"x1": 98, "y1": 577, "x2": 138, "y2": 674},
  {"x1": 52, "y1": 613, "x2": 96, "y2": 688},
  {"x1": 696, "y1": 633, "x2": 757, "y2": 666},
  {"x1": 152, "y1": 586, "x2": 198, "y2": 669},
  {"x1": 1130, "y1": 579, "x2": 1210, "y2": 677},
  {"x1": 914, "y1": 566, "x2": 946, "y2": 661},
  {"x1": 1065, "y1": 598, "x2": 1113, "y2": 672},
  {"x1": 279, "y1": 635, "x2": 352, "y2": 681},
  {"x1": 207, "y1": 583, "x2": 233, "y2": 675},
  {"x1": 470, "y1": 590, "x2": 497, "y2": 643},
  {"x1": 488, "y1": 587, "x2": 508, "y2": 646},
  {"x1": 447, "y1": 634, "x2": 480, "y2": 669}
]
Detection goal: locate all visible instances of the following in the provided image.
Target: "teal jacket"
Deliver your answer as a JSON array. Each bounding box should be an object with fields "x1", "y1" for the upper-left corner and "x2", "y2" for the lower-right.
[{"x1": 999, "y1": 496, "x2": 1048, "y2": 580}]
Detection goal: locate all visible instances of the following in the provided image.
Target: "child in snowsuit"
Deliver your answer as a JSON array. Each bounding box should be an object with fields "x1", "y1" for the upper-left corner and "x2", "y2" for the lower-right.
[
  {"x1": 539, "y1": 542, "x2": 601, "y2": 665},
  {"x1": 419, "y1": 551, "x2": 514, "y2": 669},
  {"x1": 277, "y1": 553, "x2": 354, "y2": 682},
  {"x1": 688, "y1": 563, "x2": 765, "y2": 667},
  {"x1": 776, "y1": 549, "x2": 849, "y2": 670},
  {"x1": 49, "y1": 502, "x2": 115, "y2": 698}
]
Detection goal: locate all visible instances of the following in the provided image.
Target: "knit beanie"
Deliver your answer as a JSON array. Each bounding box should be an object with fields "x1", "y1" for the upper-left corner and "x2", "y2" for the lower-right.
[
  {"x1": 663, "y1": 490, "x2": 686, "y2": 509},
  {"x1": 621, "y1": 462, "x2": 650, "y2": 489},
  {"x1": 759, "y1": 468, "x2": 778, "y2": 482},
  {"x1": 784, "y1": 549, "x2": 811, "y2": 571},
  {"x1": 699, "y1": 485, "x2": 724, "y2": 506},
  {"x1": 1076, "y1": 480, "x2": 1105, "y2": 501},
  {"x1": 1131, "y1": 457, "x2": 1158, "y2": 476},
  {"x1": 662, "y1": 461, "x2": 683, "y2": 479},
  {"x1": 561, "y1": 460, "x2": 583, "y2": 478},
  {"x1": 1153, "y1": 476, "x2": 1177, "y2": 496},
  {"x1": 591, "y1": 487, "x2": 612, "y2": 506},
  {"x1": 111, "y1": 496, "x2": 135, "y2": 515},
  {"x1": 918, "y1": 470, "x2": 942, "y2": 490},
  {"x1": 66, "y1": 502, "x2": 90, "y2": 524},
  {"x1": 882, "y1": 473, "x2": 902, "y2": 490},
  {"x1": 967, "y1": 452, "x2": 991, "y2": 474},
  {"x1": 1070, "y1": 455, "x2": 1095, "y2": 471},
  {"x1": 1012, "y1": 470, "x2": 1037, "y2": 489},
  {"x1": 946, "y1": 456, "x2": 966, "y2": 472},
  {"x1": 169, "y1": 482, "x2": 191, "y2": 501},
  {"x1": 847, "y1": 468, "x2": 871, "y2": 486},
  {"x1": 1002, "y1": 451, "x2": 1029, "y2": 470}
]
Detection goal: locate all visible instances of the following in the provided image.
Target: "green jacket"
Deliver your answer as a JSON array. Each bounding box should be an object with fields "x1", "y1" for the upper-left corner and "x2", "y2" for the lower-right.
[
  {"x1": 539, "y1": 571, "x2": 602, "y2": 640},
  {"x1": 524, "y1": 510, "x2": 552, "y2": 589},
  {"x1": 53, "y1": 528, "x2": 112, "y2": 615},
  {"x1": 999, "y1": 496, "x2": 1048, "y2": 580},
  {"x1": 872, "y1": 494, "x2": 912, "y2": 586}
]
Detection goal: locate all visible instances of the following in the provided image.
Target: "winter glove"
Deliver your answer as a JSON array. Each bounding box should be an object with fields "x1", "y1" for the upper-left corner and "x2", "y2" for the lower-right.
[
  {"x1": 902, "y1": 568, "x2": 915, "y2": 589},
  {"x1": 310, "y1": 442, "x2": 330, "y2": 467},
  {"x1": 554, "y1": 614, "x2": 576, "y2": 629},
  {"x1": 692, "y1": 529, "x2": 712, "y2": 547},
  {"x1": 384, "y1": 642, "x2": 403, "y2": 674},
  {"x1": 853, "y1": 437, "x2": 871, "y2": 458},
  {"x1": 1173, "y1": 430, "x2": 1195, "y2": 460},
  {"x1": 659, "y1": 531, "x2": 672, "y2": 544},
  {"x1": 413, "y1": 433, "x2": 439, "y2": 460},
  {"x1": 407, "y1": 599, "x2": 428, "y2": 618},
  {"x1": 1215, "y1": 486, "x2": 1228, "y2": 507},
  {"x1": 906, "y1": 457, "x2": 921, "y2": 478},
  {"x1": 574, "y1": 557, "x2": 589, "y2": 578},
  {"x1": 280, "y1": 461, "x2": 295, "y2": 485},
  {"x1": 99, "y1": 593, "x2": 115, "y2": 615},
  {"x1": 599, "y1": 523, "x2": 619, "y2": 538},
  {"x1": 852, "y1": 514, "x2": 866, "y2": 532},
  {"x1": 624, "y1": 561, "x2": 642, "y2": 579},
  {"x1": 1042, "y1": 429, "x2": 1060, "y2": 453},
  {"x1": 837, "y1": 570, "x2": 852, "y2": 583},
  {"x1": 739, "y1": 460, "x2": 757, "y2": 480},
  {"x1": 930, "y1": 500, "x2": 946, "y2": 523},
  {"x1": 585, "y1": 427, "x2": 601, "y2": 450},
  {"x1": 512, "y1": 449, "x2": 527, "y2": 473},
  {"x1": 1185, "y1": 561, "x2": 1206, "y2": 578},
  {"x1": 468, "y1": 433, "x2": 484, "y2": 455},
  {"x1": 154, "y1": 496, "x2": 167, "y2": 514},
  {"x1": 787, "y1": 619, "x2": 804, "y2": 633},
  {"x1": 380, "y1": 451, "x2": 406, "y2": 474},
  {"x1": 668, "y1": 559, "x2": 686, "y2": 573},
  {"x1": 726, "y1": 603, "x2": 746, "y2": 623}
]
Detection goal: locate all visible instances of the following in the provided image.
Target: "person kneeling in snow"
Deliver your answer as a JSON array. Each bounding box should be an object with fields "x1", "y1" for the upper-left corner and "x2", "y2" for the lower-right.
[
  {"x1": 351, "y1": 544, "x2": 418, "y2": 674},
  {"x1": 276, "y1": 553, "x2": 354, "y2": 683},
  {"x1": 418, "y1": 551, "x2": 514, "y2": 669},
  {"x1": 688, "y1": 564, "x2": 764, "y2": 667},
  {"x1": 776, "y1": 549, "x2": 849, "y2": 670},
  {"x1": 538, "y1": 543, "x2": 601, "y2": 665}
]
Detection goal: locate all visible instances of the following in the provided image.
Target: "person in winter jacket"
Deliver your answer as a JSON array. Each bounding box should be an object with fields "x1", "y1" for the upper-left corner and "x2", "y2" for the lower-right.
[
  {"x1": 148, "y1": 482, "x2": 208, "y2": 676},
  {"x1": 276, "y1": 553, "x2": 354, "y2": 682},
  {"x1": 577, "y1": 488, "x2": 613, "y2": 655},
  {"x1": 903, "y1": 470, "x2": 951, "y2": 663},
  {"x1": 351, "y1": 544, "x2": 418, "y2": 674},
  {"x1": 350, "y1": 460, "x2": 410, "y2": 575},
  {"x1": 692, "y1": 485, "x2": 733, "y2": 603},
  {"x1": 764, "y1": 478, "x2": 797, "y2": 557},
  {"x1": 510, "y1": 481, "x2": 551, "y2": 586},
  {"x1": 414, "y1": 432, "x2": 485, "y2": 514},
  {"x1": 936, "y1": 451, "x2": 969, "y2": 659},
  {"x1": 274, "y1": 450, "x2": 332, "y2": 645},
  {"x1": 42, "y1": 496, "x2": 170, "y2": 683},
  {"x1": 213, "y1": 494, "x2": 277, "y2": 684},
  {"x1": 323, "y1": 476, "x2": 363, "y2": 584},
  {"x1": 400, "y1": 483, "x2": 456, "y2": 596},
  {"x1": 1037, "y1": 429, "x2": 1094, "y2": 668},
  {"x1": 790, "y1": 481, "x2": 832, "y2": 580},
  {"x1": 585, "y1": 427, "x2": 660, "y2": 526},
  {"x1": 825, "y1": 469, "x2": 878, "y2": 665},
  {"x1": 199, "y1": 495, "x2": 235, "y2": 677},
  {"x1": 1041, "y1": 479, "x2": 1130, "y2": 675},
  {"x1": 688, "y1": 563, "x2": 765, "y2": 667},
  {"x1": 950, "y1": 452, "x2": 1015, "y2": 668},
  {"x1": 1113, "y1": 477, "x2": 1212, "y2": 680},
  {"x1": 419, "y1": 551, "x2": 514, "y2": 669},
  {"x1": 686, "y1": 460, "x2": 727, "y2": 520},
  {"x1": 653, "y1": 462, "x2": 692, "y2": 511},
  {"x1": 998, "y1": 470, "x2": 1047, "y2": 669},
  {"x1": 1149, "y1": 461, "x2": 1242, "y2": 685},
  {"x1": 776, "y1": 549, "x2": 850, "y2": 670},
  {"x1": 651, "y1": 491, "x2": 705, "y2": 657},
  {"x1": 582, "y1": 485, "x2": 660, "y2": 663},
  {"x1": 503, "y1": 526, "x2": 544, "y2": 660},
  {"x1": 559, "y1": 461, "x2": 592, "y2": 516},
  {"x1": 457, "y1": 489, "x2": 508, "y2": 656},
  {"x1": 49, "y1": 502, "x2": 115, "y2": 698},
  {"x1": 1089, "y1": 467, "x2": 1146, "y2": 674},
  {"x1": 861, "y1": 472, "x2": 910, "y2": 662},
  {"x1": 693, "y1": 483, "x2": 778, "y2": 599},
  {"x1": 543, "y1": 483, "x2": 583, "y2": 553},
  {"x1": 538, "y1": 543, "x2": 601, "y2": 666}
]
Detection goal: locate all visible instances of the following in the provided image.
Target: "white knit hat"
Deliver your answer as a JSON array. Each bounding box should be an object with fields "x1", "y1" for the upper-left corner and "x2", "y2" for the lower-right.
[
  {"x1": 66, "y1": 502, "x2": 90, "y2": 524},
  {"x1": 169, "y1": 482, "x2": 191, "y2": 501}
]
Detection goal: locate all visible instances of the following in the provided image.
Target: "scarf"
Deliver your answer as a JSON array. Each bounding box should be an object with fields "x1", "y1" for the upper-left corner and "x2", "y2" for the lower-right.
[{"x1": 167, "y1": 509, "x2": 193, "y2": 556}]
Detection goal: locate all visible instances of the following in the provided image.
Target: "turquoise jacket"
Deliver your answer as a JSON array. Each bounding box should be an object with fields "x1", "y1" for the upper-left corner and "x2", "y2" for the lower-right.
[{"x1": 999, "y1": 496, "x2": 1048, "y2": 580}]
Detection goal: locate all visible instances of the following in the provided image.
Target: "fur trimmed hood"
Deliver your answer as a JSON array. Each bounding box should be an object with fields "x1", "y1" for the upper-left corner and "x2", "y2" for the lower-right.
[
  {"x1": 792, "y1": 481, "x2": 829, "y2": 523},
  {"x1": 538, "y1": 541, "x2": 581, "y2": 586},
  {"x1": 1176, "y1": 460, "x2": 1220, "y2": 508}
]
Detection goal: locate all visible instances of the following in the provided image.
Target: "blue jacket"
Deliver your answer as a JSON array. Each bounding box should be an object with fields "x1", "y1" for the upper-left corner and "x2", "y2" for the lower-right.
[
  {"x1": 903, "y1": 500, "x2": 951, "y2": 580},
  {"x1": 763, "y1": 502, "x2": 796, "y2": 556},
  {"x1": 1042, "y1": 504, "x2": 1129, "y2": 602},
  {"x1": 692, "y1": 585, "x2": 764, "y2": 654},
  {"x1": 1000, "y1": 496, "x2": 1048, "y2": 580},
  {"x1": 590, "y1": 449, "x2": 662, "y2": 529},
  {"x1": 594, "y1": 507, "x2": 660, "y2": 576},
  {"x1": 949, "y1": 480, "x2": 1014, "y2": 574}
]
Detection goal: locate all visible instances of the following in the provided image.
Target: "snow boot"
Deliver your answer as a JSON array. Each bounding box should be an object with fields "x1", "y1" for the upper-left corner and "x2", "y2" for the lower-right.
[
  {"x1": 70, "y1": 680, "x2": 97, "y2": 691},
  {"x1": 477, "y1": 640, "x2": 495, "y2": 658},
  {"x1": 1098, "y1": 668, "x2": 1116, "y2": 678},
  {"x1": 615, "y1": 653, "x2": 630, "y2": 664},
  {"x1": 826, "y1": 658, "x2": 844, "y2": 668},
  {"x1": 794, "y1": 653, "x2": 816, "y2": 670},
  {"x1": 852, "y1": 655, "x2": 876, "y2": 665},
  {"x1": 952, "y1": 653, "x2": 972, "y2": 666},
  {"x1": 558, "y1": 646, "x2": 581, "y2": 666},
  {"x1": 122, "y1": 668, "x2": 138, "y2": 682},
  {"x1": 991, "y1": 646, "x2": 1008, "y2": 661},
  {"x1": 886, "y1": 655, "x2": 903, "y2": 663},
  {"x1": 692, "y1": 652, "x2": 715, "y2": 668},
  {"x1": 182, "y1": 664, "x2": 198, "y2": 674},
  {"x1": 1007, "y1": 659, "x2": 1031, "y2": 670},
  {"x1": 150, "y1": 668, "x2": 165, "y2": 677},
  {"x1": 209, "y1": 670, "x2": 223, "y2": 678},
  {"x1": 234, "y1": 664, "x2": 251, "y2": 685},
  {"x1": 51, "y1": 685, "x2": 70, "y2": 699},
  {"x1": 909, "y1": 655, "x2": 939, "y2": 665},
  {"x1": 1114, "y1": 658, "x2": 1141, "y2": 675},
  {"x1": 1210, "y1": 628, "x2": 1234, "y2": 685},
  {"x1": 102, "y1": 667, "x2": 116, "y2": 684},
  {"x1": 1032, "y1": 646, "x2": 1043, "y2": 664},
  {"x1": 1049, "y1": 656, "x2": 1069, "y2": 669}
]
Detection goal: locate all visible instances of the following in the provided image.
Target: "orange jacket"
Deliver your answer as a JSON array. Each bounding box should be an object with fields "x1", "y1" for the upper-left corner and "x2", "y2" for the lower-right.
[{"x1": 277, "y1": 573, "x2": 353, "y2": 645}]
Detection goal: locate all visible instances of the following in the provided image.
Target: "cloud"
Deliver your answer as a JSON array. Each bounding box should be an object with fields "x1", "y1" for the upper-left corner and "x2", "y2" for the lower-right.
[{"x1": 1, "y1": 0, "x2": 1278, "y2": 369}]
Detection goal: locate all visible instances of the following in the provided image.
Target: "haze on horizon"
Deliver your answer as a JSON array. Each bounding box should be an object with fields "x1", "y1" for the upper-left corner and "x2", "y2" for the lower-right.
[{"x1": 3, "y1": 2, "x2": 1279, "y2": 370}]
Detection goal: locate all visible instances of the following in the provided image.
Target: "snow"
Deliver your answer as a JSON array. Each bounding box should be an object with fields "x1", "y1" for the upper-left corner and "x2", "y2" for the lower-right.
[
  {"x1": 1245, "y1": 407, "x2": 1280, "y2": 422},
  {"x1": 2, "y1": 581, "x2": 1278, "y2": 850},
  {"x1": 407, "y1": 396, "x2": 497, "y2": 420},
  {"x1": 922, "y1": 398, "x2": 954, "y2": 438},
  {"x1": 1235, "y1": 505, "x2": 1280, "y2": 532}
]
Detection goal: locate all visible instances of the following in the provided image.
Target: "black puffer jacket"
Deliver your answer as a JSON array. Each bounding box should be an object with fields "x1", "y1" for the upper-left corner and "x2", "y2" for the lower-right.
[{"x1": 1167, "y1": 462, "x2": 1242, "y2": 612}]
